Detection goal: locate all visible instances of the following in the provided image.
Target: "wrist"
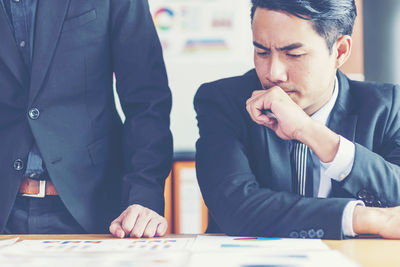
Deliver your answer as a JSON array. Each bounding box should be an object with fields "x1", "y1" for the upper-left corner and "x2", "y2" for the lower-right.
[
  {"x1": 353, "y1": 206, "x2": 384, "y2": 235},
  {"x1": 293, "y1": 116, "x2": 315, "y2": 143},
  {"x1": 295, "y1": 120, "x2": 340, "y2": 162}
]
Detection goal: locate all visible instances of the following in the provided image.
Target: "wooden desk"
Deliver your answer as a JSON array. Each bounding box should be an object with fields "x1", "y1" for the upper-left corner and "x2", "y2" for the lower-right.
[
  {"x1": 1, "y1": 234, "x2": 399, "y2": 267},
  {"x1": 325, "y1": 238, "x2": 400, "y2": 267}
]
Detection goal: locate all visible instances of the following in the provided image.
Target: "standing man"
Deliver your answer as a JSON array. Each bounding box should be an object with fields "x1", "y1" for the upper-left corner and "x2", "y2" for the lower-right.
[
  {"x1": 195, "y1": 0, "x2": 400, "y2": 239},
  {"x1": 0, "y1": 0, "x2": 173, "y2": 238}
]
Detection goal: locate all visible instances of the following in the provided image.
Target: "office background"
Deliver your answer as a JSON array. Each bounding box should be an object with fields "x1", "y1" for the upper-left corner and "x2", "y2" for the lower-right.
[{"x1": 113, "y1": 0, "x2": 399, "y2": 234}]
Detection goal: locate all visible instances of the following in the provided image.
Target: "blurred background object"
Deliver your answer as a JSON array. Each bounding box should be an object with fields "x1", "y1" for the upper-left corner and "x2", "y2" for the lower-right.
[{"x1": 363, "y1": 0, "x2": 400, "y2": 85}]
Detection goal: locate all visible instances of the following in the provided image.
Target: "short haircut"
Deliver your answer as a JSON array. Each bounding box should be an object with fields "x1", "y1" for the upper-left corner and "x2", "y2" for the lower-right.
[{"x1": 250, "y1": 0, "x2": 357, "y2": 50}]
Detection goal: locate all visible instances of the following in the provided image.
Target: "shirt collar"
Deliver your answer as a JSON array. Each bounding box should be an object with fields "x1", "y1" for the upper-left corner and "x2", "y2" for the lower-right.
[{"x1": 310, "y1": 76, "x2": 339, "y2": 126}]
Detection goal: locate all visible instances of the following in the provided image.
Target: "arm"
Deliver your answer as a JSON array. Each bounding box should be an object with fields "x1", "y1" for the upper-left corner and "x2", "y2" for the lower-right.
[
  {"x1": 195, "y1": 82, "x2": 351, "y2": 239},
  {"x1": 246, "y1": 84, "x2": 400, "y2": 238},
  {"x1": 109, "y1": 0, "x2": 172, "y2": 238}
]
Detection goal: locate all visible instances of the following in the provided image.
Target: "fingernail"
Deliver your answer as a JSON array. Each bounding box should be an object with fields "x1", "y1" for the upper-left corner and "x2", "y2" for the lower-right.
[
  {"x1": 157, "y1": 225, "x2": 166, "y2": 235},
  {"x1": 117, "y1": 230, "x2": 125, "y2": 238}
]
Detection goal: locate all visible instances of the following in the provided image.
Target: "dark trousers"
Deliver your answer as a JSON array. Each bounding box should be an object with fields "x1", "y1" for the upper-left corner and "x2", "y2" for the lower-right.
[{"x1": 4, "y1": 195, "x2": 86, "y2": 234}]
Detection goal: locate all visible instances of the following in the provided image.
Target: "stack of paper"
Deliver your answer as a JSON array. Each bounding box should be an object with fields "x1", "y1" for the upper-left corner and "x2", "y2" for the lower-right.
[{"x1": 0, "y1": 236, "x2": 360, "y2": 267}]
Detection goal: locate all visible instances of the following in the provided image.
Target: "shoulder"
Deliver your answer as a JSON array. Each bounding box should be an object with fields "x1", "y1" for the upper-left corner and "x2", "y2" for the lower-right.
[
  {"x1": 349, "y1": 79, "x2": 399, "y2": 99},
  {"x1": 347, "y1": 78, "x2": 400, "y2": 112}
]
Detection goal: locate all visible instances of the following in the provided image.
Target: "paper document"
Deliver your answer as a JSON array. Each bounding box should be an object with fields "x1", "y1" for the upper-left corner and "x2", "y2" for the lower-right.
[
  {"x1": 0, "y1": 236, "x2": 360, "y2": 267},
  {"x1": 188, "y1": 250, "x2": 360, "y2": 267},
  {"x1": 0, "y1": 237, "x2": 19, "y2": 247},
  {"x1": 192, "y1": 235, "x2": 329, "y2": 252},
  {"x1": 1, "y1": 238, "x2": 193, "y2": 252}
]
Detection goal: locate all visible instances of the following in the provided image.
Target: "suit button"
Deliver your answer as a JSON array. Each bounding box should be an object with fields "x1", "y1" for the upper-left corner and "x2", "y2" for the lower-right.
[
  {"x1": 357, "y1": 189, "x2": 368, "y2": 199},
  {"x1": 13, "y1": 159, "x2": 24, "y2": 171},
  {"x1": 299, "y1": 230, "x2": 308, "y2": 238},
  {"x1": 289, "y1": 231, "x2": 299, "y2": 238},
  {"x1": 28, "y1": 108, "x2": 40, "y2": 120},
  {"x1": 308, "y1": 229, "x2": 316, "y2": 238},
  {"x1": 364, "y1": 194, "x2": 376, "y2": 206},
  {"x1": 373, "y1": 200, "x2": 382, "y2": 207},
  {"x1": 316, "y1": 229, "x2": 324, "y2": 238}
]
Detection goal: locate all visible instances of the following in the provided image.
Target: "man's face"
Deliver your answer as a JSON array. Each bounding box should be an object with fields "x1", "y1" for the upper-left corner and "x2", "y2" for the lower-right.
[{"x1": 252, "y1": 8, "x2": 338, "y2": 115}]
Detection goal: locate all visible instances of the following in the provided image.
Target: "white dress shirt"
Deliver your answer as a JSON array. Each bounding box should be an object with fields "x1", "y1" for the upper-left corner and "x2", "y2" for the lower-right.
[{"x1": 298, "y1": 77, "x2": 364, "y2": 237}]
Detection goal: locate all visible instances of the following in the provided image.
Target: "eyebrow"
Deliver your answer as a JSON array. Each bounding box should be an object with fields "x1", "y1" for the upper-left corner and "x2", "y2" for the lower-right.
[{"x1": 253, "y1": 41, "x2": 304, "y2": 51}]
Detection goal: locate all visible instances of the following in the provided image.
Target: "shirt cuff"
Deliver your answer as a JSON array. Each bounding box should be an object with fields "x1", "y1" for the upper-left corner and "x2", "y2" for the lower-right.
[
  {"x1": 320, "y1": 136, "x2": 355, "y2": 181},
  {"x1": 342, "y1": 200, "x2": 365, "y2": 237}
]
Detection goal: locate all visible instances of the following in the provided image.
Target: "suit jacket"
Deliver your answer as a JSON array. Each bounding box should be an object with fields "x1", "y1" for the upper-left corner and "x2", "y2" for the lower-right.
[
  {"x1": 194, "y1": 69, "x2": 400, "y2": 239},
  {"x1": 0, "y1": 0, "x2": 173, "y2": 233}
]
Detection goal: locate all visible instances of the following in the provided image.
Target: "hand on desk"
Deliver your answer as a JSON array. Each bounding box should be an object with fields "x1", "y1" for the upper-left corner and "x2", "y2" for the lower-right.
[
  {"x1": 354, "y1": 205, "x2": 400, "y2": 238},
  {"x1": 109, "y1": 204, "x2": 168, "y2": 238}
]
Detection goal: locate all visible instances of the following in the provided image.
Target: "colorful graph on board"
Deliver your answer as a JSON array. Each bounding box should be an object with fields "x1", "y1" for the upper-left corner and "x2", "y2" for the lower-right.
[
  {"x1": 153, "y1": 7, "x2": 175, "y2": 31},
  {"x1": 184, "y1": 39, "x2": 229, "y2": 52}
]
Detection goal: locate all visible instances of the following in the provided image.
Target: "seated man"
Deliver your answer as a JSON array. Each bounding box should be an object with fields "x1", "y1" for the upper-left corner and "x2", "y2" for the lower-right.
[{"x1": 194, "y1": 0, "x2": 400, "y2": 239}]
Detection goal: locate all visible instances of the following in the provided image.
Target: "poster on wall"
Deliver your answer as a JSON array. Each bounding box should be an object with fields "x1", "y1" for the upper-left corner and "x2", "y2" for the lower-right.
[{"x1": 149, "y1": 0, "x2": 254, "y2": 152}]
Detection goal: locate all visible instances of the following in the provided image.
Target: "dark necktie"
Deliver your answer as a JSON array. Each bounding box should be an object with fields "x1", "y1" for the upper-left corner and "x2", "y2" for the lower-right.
[{"x1": 292, "y1": 141, "x2": 313, "y2": 197}]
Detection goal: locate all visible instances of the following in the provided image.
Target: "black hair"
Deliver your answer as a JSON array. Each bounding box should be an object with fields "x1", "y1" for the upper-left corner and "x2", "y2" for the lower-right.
[{"x1": 251, "y1": 0, "x2": 357, "y2": 50}]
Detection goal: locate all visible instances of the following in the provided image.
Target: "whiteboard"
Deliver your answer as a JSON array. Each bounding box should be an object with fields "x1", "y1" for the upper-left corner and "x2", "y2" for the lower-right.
[{"x1": 149, "y1": 0, "x2": 254, "y2": 152}]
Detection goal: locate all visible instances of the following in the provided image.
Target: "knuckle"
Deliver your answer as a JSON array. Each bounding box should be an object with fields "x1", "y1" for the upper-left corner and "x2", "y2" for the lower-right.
[
  {"x1": 132, "y1": 230, "x2": 143, "y2": 238},
  {"x1": 143, "y1": 229, "x2": 154, "y2": 238},
  {"x1": 121, "y1": 221, "x2": 131, "y2": 232},
  {"x1": 143, "y1": 208, "x2": 152, "y2": 216}
]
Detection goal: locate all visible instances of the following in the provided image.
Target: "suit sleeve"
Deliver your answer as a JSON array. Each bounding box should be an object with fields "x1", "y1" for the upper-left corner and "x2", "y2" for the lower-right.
[
  {"x1": 341, "y1": 85, "x2": 400, "y2": 207},
  {"x1": 194, "y1": 82, "x2": 351, "y2": 240},
  {"x1": 110, "y1": 0, "x2": 173, "y2": 215}
]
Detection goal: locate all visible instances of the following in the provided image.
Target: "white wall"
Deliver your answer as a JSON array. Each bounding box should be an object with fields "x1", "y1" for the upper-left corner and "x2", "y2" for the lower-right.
[{"x1": 148, "y1": 0, "x2": 254, "y2": 152}]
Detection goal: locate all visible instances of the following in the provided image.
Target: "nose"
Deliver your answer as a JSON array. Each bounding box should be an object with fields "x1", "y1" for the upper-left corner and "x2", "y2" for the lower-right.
[{"x1": 266, "y1": 55, "x2": 288, "y2": 84}]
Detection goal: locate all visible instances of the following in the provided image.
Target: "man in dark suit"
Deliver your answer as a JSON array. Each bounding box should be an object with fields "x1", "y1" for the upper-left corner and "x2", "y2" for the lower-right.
[
  {"x1": 0, "y1": 0, "x2": 172, "y2": 237},
  {"x1": 195, "y1": 0, "x2": 400, "y2": 239}
]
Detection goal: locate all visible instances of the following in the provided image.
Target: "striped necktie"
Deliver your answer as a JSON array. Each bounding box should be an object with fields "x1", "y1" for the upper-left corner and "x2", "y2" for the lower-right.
[{"x1": 292, "y1": 141, "x2": 313, "y2": 197}]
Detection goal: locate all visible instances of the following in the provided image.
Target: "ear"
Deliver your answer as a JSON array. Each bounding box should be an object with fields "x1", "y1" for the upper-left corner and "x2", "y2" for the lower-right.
[{"x1": 334, "y1": 35, "x2": 352, "y2": 68}]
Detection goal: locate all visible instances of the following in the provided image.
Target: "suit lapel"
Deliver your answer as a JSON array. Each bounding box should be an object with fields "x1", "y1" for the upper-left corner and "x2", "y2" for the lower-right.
[
  {"x1": 29, "y1": 0, "x2": 71, "y2": 104},
  {"x1": 264, "y1": 128, "x2": 293, "y2": 192},
  {"x1": 328, "y1": 71, "x2": 358, "y2": 196},
  {"x1": 328, "y1": 71, "x2": 358, "y2": 142},
  {"x1": 246, "y1": 70, "x2": 293, "y2": 192},
  {"x1": 0, "y1": 3, "x2": 29, "y2": 88}
]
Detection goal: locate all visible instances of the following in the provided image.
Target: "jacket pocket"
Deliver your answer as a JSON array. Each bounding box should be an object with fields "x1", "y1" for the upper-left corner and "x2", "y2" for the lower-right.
[{"x1": 62, "y1": 9, "x2": 97, "y2": 32}]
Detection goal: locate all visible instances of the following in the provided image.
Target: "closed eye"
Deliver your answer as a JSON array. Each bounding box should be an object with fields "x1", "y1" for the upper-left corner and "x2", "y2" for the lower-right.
[
  {"x1": 256, "y1": 51, "x2": 270, "y2": 56},
  {"x1": 287, "y1": 53, "x2": 304, "y2": 58}
]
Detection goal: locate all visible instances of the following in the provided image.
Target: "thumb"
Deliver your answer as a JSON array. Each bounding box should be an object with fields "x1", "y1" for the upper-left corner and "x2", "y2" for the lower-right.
[{"x1": 109, "y1": 216, "x2": 126, "y2": 238}]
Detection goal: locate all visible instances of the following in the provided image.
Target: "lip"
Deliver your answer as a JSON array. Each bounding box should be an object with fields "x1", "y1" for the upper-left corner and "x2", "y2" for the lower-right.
[{"x1": 284, "y1": 90, "x2": 296, "y2": 95}]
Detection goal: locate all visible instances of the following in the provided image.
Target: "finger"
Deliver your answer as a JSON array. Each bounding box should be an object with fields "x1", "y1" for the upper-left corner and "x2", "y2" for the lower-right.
[
  {"x1": 262, "y1": 117, "x2": 277, "y2": 128},
  {"x1": 251, "y1": 90, "x2": 266, "y2": 99},
  {"x1": 155, "y1": 219, "x2": 168, "y2": 237},
  {"x1": 109, "y1": 216, "x2": 126, "y2": 238},
  {"x1": 121, "y1": 205, "x2": 141, "y2": 236},
  {"x1": 246, "y1": 95, "x2": 263, "y2": 121},
  {"x1": 246, "y1": 90, "x2": 266, "y2": 105},
  {"x1": 250, "y1": 99, "x2": 270, "y2": 125},
  {"x1": 129, "y1": 209, "x2": 153, "y2": 238},
  {"x1": 142, "y1": 217, "x2": 164, "y2": 238}
]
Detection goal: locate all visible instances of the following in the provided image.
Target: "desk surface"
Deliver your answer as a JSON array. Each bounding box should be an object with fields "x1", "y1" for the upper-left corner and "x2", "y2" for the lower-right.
[{"x1": 1, "y1": 234, "x2": 399, "y2": 267}]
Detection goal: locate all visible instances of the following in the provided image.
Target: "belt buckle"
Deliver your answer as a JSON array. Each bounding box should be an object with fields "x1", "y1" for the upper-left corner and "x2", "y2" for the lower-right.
[{"x1": 22, "y1": 180, "x2": 46, "y2": 198}]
